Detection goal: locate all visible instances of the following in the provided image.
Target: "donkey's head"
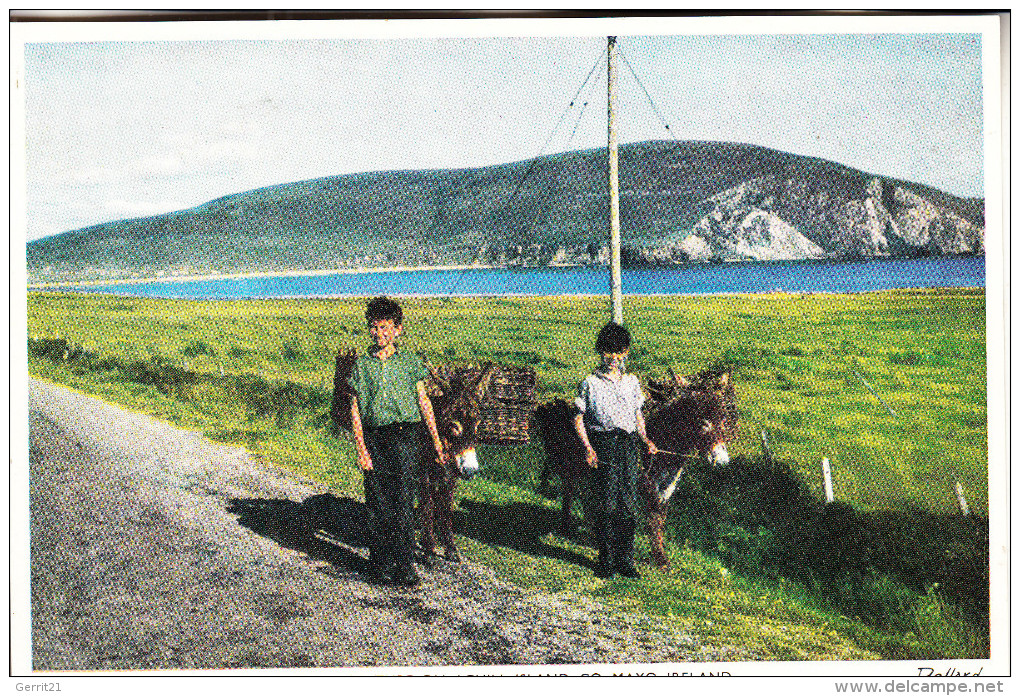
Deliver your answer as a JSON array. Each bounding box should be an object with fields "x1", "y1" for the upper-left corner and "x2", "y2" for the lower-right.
[
  {"x1": 686, "y1": 368, "x2": 736, "y2": 466},
  {"x1": 329, "y1": 348, "x2": 359, "y2": 433},
  {"x1": 647, "y1": 367, "x2": 737, "y2": 467},
  {"x1": 429, "y1": 362, "x2": 497, "y2": 480}
]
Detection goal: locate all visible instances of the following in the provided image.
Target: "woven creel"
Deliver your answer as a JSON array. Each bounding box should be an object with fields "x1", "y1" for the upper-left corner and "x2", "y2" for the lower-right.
[{"x1": 429, "y1": 362, "x2": 538, "y2": 444}]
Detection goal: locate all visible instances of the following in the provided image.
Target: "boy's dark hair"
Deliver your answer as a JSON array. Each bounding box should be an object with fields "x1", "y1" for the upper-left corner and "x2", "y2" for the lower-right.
[
  {"x1": 365, "y1": 296, "x2": 404, "y2": 326},
  {"x1": 595, "y1": 322, "x2": 631, "y2": 353}
]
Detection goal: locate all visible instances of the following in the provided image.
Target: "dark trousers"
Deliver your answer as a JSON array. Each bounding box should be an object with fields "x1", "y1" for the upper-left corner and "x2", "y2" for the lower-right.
[
  {"x1": 363, "y1": 421, "x2": 421, "y2": 574},
  {"x1": 588, "y1": 429, "x2": 641, "y2": 568}
]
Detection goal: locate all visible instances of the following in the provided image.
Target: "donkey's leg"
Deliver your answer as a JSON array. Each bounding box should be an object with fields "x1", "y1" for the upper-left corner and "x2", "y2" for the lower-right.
[
  {"x1": 560, "y1": 475, "x2": 577, "y2": 535},
  {"x1": 647, "y1": 498, "x2": 670, "y2": 568},
  {"x1": 439, "y1": 479, "x2": 460, "y2": 563},
  {"x1": 538, "y1": 456, "x2": 552, "y2": 497},
  {"x1": 637, "y1": 470, "x2": 669, "y2": 568},
  {"x1": 418, "y1": 470, "x2": 439, "y2": 557}
]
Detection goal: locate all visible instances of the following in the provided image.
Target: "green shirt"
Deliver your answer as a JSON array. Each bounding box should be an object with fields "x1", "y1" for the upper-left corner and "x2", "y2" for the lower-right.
[{"x1": 347, "y1": 346, "x2": 429, "y2": 429}]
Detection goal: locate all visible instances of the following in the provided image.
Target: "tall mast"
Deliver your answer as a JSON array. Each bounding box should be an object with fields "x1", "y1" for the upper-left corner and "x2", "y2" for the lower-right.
[{"x1": 607, "y1": 36, "x2": 623, "y2": 325}]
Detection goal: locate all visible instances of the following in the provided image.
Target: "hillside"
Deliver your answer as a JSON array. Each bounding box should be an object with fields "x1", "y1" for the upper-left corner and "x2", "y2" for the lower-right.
[{"x1": 27, "y1": 140, "x2": 985, "y2": 283}]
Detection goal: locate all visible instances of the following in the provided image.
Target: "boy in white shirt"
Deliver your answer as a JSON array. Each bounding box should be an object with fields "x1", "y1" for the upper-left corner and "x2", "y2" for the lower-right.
[{"x1": 573, "y1": 322, "x2": 657, "y2": 579}]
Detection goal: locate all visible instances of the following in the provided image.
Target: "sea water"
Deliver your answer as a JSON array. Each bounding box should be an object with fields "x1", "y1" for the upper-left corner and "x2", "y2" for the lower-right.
[{"x1": 56, "y1": 256, "x2": 984, "y2": 300}]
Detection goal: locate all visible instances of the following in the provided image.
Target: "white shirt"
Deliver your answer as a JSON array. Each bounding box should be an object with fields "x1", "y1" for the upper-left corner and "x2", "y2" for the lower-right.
[{"x1": 575, "y1": 371, "x2": 645, "y2": 433}]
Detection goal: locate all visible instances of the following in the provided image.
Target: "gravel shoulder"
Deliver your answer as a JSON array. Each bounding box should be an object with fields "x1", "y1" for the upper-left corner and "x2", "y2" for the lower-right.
[{"x1": 28, "y1": 378, "x2": 745, "y2": 671}]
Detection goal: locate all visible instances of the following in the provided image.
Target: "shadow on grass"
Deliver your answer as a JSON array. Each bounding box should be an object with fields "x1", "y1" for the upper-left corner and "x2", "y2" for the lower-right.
[
  {"x1": 452, "y1": 499, "x2": 594, "y2": 569},
  {"x1": 226, "y1": 494, "x2": 373, "y2": 579},
  {"x1": 671, "y1": 456, "x2": 990, "y2": 633}
]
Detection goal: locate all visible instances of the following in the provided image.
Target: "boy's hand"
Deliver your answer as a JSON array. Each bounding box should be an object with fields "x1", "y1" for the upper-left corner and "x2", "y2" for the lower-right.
[
  {"x1": 585, "y1": 447, "x2": 598, "y2": 468},
  {"x1": 646, "y1": 440, "x2": 658, "y2": 456}
]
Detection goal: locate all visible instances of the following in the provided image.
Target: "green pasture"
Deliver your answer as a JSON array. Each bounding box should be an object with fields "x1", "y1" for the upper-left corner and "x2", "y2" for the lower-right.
[
  {"x1": 27, "y1": 289, "x2": 987, "y2": 514},
  {"x1": 25, "y1": 289, "x2": 989, "y2": 660}
]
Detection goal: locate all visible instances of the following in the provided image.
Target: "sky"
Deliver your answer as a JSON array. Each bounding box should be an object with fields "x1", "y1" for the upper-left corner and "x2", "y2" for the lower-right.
[{"x1": 15, "y1": 17, "x2": 990, "y2": 242}]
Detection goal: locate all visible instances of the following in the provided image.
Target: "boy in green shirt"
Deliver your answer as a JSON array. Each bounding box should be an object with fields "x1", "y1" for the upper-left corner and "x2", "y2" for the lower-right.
[{"x1": 348, "y1": 297, "x2": 444, "y2": 587}]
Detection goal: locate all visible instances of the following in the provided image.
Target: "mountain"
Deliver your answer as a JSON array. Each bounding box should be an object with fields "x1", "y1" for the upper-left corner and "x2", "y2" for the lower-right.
[{"x1": 27, "y1": 140, "x2": 984, "y2": 283}]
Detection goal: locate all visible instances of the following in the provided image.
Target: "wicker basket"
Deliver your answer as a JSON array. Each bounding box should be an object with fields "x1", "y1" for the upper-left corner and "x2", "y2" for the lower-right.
[
  {"x1": 429, "y1": 362, "x2": 537, "y2": 444},
  {"x1": 481, "y1": 364, "x2": 537, "y2": 443}
]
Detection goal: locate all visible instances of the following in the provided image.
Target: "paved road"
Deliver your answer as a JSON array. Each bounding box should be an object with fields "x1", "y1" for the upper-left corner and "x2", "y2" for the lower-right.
[{"x1": 28, "y1": 378, "x2": 739, "y2": 671}]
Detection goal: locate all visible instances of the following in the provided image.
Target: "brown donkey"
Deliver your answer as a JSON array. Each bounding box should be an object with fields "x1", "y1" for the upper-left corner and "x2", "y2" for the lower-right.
[{"x1": 536, "y1": 368, "x2": 737, "y2": 568}]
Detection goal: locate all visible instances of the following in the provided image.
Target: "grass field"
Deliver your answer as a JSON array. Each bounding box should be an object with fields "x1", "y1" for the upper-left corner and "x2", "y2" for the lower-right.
[{"x1": 26, "y1": 289, "x2": 990, "y2": 661}]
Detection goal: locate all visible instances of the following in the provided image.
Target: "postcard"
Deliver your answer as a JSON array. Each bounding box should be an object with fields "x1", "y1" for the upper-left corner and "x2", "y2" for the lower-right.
[{"x1": 9, "y1": 11, "x2": 1009, "y2": 692}]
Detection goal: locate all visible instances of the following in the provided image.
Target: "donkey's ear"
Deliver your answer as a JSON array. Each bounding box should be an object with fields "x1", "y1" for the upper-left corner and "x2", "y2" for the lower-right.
[
  {"x1": 335, "y1": 348, "x2": 358, "y2": 376},
  {"x1": 473, "y1": 362, "x2": 497, "y2": 398},
  {"x1": 428, "y1": 364, "x2": 451, "y2": 395},
  {"x1": 670, "y1": 366, "x2": 690, "y2": 389}
]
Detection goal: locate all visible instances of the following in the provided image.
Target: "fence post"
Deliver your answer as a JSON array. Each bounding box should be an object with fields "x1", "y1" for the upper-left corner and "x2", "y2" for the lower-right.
[
  {"x1": 761, "y1": 429, "x2": 772, "y2": 460},
  {"x1": 954, "y1": 481, "x2": 970, "y2": 517},
  {"x1": 821, "y1": 457, "x2": 834, "y2": 504}
]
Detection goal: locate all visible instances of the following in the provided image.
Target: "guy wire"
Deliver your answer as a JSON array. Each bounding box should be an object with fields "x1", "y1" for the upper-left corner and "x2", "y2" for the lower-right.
[{"x1": 443, "y1": 44, "x2": 608, "y2": 297}]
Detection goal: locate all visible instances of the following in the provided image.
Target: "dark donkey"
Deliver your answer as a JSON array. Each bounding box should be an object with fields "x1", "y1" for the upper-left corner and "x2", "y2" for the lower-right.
[
  {"x1": 331, "y1": 350, "x2": 496, "y2": 563},
  {"x1": 536, "y1": 368, "x2": 737, "y2": 568}
]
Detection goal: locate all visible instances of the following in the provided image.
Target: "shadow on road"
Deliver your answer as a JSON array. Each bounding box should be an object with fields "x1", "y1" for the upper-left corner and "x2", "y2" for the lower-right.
[
  {"x1": 228, "y1": 494, "x2": 596, "y2": 576},
  {"x1": 226, "y1": 494, "x2": 373, "y2": 579}
]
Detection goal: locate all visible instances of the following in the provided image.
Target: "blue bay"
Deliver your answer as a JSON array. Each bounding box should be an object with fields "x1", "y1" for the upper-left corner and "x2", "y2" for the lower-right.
[{"x1": 56, "y1": 256, "x2": 984, "y2": 300}]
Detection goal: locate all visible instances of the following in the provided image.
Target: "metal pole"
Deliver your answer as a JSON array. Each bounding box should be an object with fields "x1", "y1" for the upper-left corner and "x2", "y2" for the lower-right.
[{"x1": 607, "y1": 36, "x2": 623, "y2": 324}]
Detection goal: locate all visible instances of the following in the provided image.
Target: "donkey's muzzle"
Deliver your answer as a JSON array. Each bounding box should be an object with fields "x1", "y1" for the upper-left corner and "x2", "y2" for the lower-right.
[
  {"x1": 456, "y1": 448, "x2": 479, "y2": 480},
  {"x1": 709, "y1": 443, "x2": 730, "y2": 466}
]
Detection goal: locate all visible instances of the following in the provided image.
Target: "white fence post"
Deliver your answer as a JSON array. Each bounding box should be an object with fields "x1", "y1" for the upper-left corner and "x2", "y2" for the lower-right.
[
  {"x1": 761, "y1": 429, "x2": 772, "y2": 460},
  {"x1": 821, "y1": 457, "x2": 834, "y2": 504},
  {"x1": 954, "y1": 481, "x2": 970, "y2": 517}
]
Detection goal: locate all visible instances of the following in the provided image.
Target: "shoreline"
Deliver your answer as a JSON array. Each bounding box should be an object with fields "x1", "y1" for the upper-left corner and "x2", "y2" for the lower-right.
[
  {"x1": 25, "y1": 254, "x2": 985, "y2": 291},
  {"x1": 25, "y1": 263, "x2": 537, "y2": 289},
  {"x1": 26, "y1": 287, "x2": 984, "y2": 302}
]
